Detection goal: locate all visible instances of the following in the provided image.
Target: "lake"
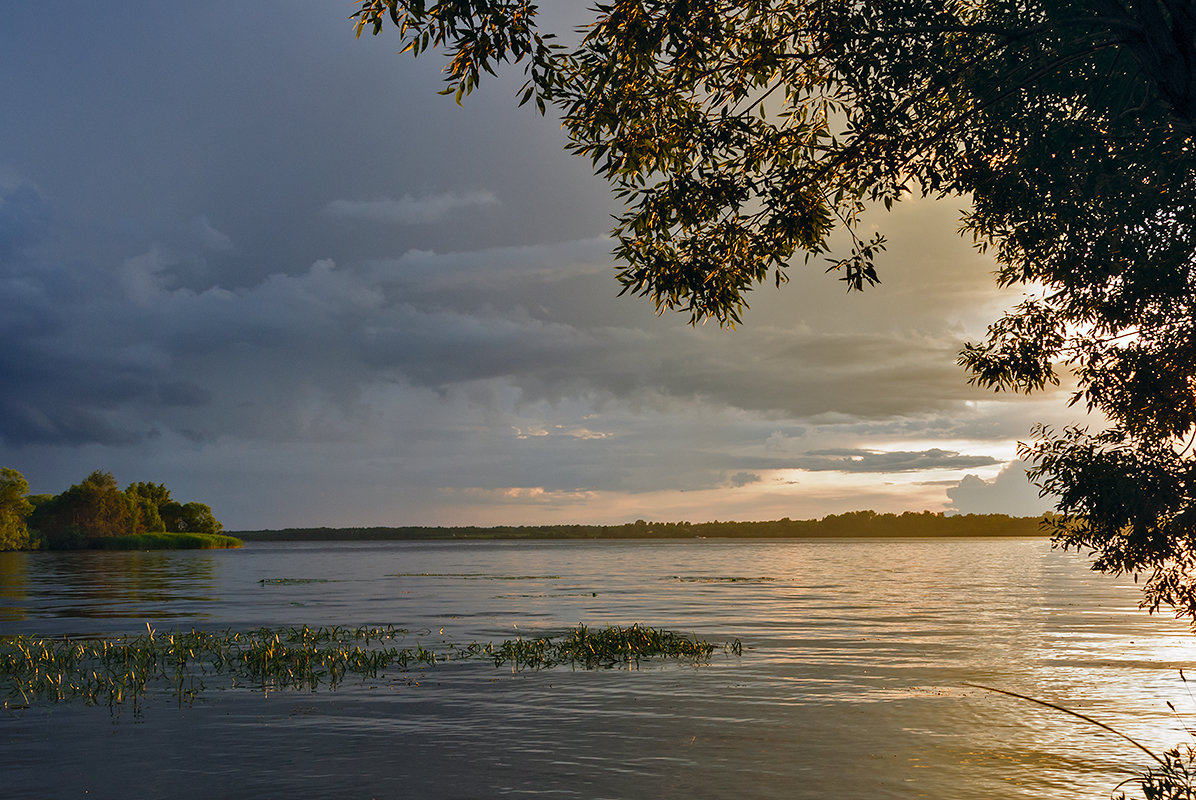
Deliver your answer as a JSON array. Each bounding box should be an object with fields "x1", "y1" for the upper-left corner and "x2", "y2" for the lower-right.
[{"x1": 2, "y1": 537, "x2": 1194, "y2": 799}]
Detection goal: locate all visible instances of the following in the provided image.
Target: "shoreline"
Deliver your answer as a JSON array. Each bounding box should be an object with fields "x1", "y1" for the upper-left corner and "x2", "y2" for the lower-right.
[{"x1": 233, "y1": 512, "x2": 1050, "y2": 542}]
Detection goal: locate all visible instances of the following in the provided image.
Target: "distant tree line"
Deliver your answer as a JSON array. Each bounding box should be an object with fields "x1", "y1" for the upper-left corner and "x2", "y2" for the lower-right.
[
  {"x1": 0, "y1": 468, "x2": 222, "y2": 551},
  {"x1": 235, "y1": 510, "x2": 1046, "y2": 542}
]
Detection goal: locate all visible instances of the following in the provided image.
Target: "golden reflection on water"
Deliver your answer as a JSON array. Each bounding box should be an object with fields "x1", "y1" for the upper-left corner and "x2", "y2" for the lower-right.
[
  {"x1": 0, "y1": 549, "x2": 220, "y2": 623},
  {"x1": 0, "y1": 551, "x2": 29, "y2": 621}
]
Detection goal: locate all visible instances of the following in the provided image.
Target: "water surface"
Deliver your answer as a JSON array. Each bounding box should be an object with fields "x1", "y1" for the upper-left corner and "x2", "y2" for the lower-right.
[{"x1": 2, "y1": 537, "x2": 1193, "y2": 799}]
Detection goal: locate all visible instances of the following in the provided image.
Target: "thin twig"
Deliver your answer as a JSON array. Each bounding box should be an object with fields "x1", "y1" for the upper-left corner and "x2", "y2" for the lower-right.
[{"x1": 964, "y1": 682, "x2": 1166, "y2": 767}]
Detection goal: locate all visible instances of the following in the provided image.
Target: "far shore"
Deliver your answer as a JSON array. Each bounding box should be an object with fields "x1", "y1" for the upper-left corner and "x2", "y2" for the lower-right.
[{"x1": 233, "y1": 511, "x2": 1050, "y2": 542}]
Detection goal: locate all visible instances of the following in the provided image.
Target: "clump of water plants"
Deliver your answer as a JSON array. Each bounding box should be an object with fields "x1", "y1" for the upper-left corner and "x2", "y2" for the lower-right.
[
  {"x1": 1117, "y1": 745, "x2": 1196, "y2": 800},
  {"x1": 0, "y1": 624, "x2": 418, "y2": 710},
  {"x1": 258, "y1": 578, "x2": 334, "y2": 585},
  {"x1": 395, "y1": 573, "x2": 561, "y2": 580},
  {"x1": 0, "y1": 623, "x2": 740, "y2": 712},
  {"x1": 668, "y1": 575, "x2": 776, "y2": 583},
  {"x1": 481, "y1": 623, "x2": 739, "y2": 670}
]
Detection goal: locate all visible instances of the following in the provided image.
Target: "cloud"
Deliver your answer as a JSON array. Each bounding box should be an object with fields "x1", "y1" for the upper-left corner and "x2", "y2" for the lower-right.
[
  {"x1": 0, "y1": 401, "x2": 143, "y2": 447},
  {"x1": 0, "y1": 180, "x2": 52, "y2": 260},
  {"x1": 719, "y1": 447, "x2": 1000, "y2": 475},
  {"x1": 946, "y1": 460, "x2": 1055, "y2": 516},
  {"x1": 728, "y1": 471, "x2": 761, "y2": 488},
  {"x1": 454, "y1": 486, "x2": 601, "y2": 506},
  {"x1": 322, "y1": 191, "x2": 499, "y2": 225},
  {"x1": 0, "y1": 201, "x2": 1050, "y2": 467},
  {"x1": 789, "y1": 448, "x2": 1000, "y2": 473},
  {"x1": 186, "y1": 216, "x2": 234, "y2": 253}
]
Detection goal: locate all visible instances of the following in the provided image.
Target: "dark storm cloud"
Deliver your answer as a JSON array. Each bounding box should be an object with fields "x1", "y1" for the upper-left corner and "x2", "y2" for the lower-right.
[
  {"x1": 0, "y1": 180, "x2": 51, "y2": 259},
  {"x1": 156, "y1": 380, "x2": 212, "y2": 408},
  {"x1": 0, "y1": 193, "x2": 1007, "y2": 455},
  {"x1": 323, "y1": 191, "x2": 499, "y2": 225},
  {"x1": 336, "y1": 241, "x2": 988, "y2": 422},
  {"x1": 0, "y1": 401, "x2": 142, "y2": 448}
]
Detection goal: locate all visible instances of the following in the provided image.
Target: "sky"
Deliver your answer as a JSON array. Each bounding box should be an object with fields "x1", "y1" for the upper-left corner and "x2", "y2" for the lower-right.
[{"x1": 0, "y1": 2, "x2": 1085, "y2": 530}]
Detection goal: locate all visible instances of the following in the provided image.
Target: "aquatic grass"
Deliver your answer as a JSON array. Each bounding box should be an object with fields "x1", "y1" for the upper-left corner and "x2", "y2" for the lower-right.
[
  {"x1": 1118, "y1": 747, "x2": 1196, "y2": 800},
  {"x1": 1, "y1": 624, "x2": 738, "y2": 712},
  {"x1": 395, "y1": 573, "x2": 561, "y2": 580},
  {"x1": 492, "y1": 592, "x2": 599, "y2": 599},
  {"x1": 481, "y1": 623, "x2": 741, "y2": 670},
  {"x1": 258, "y1": 578, "x2": 334, "y2": 585},
  {"x1": 96, "y1": 533, "x2": 243, "y2": 550},
  {"x1": 0, "y1": 624, "x2": 418, "y2": 711},
  {"x1": 668, "y1": 575, "x2": 776, "y2": 583}
]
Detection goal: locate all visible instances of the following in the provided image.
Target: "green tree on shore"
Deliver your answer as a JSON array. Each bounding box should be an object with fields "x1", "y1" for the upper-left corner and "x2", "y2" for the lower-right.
[
  {"x1": 0, "y1": 467, "x2": 33, "y2": 551},
  {"x1": 353, "y1": 0, "x2": 1196, "y2": 622},
  {"x1": 160, "y1": 500, "x2": 223, "y2": 534},
  {"x1": 30, "y1": 471, "x2": 135, "y2": 549},
  {"x1": 17, "y1": 470, "x2": 224, "y2": 549},
  {"x1": 127, "y1": 481, "x2": 170, "y2": 533}
]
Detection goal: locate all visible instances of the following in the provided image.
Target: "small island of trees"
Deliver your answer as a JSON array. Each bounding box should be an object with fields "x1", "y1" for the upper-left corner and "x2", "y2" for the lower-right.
[{"x1": 0, "y1": 467, "x2": 239, "y2": 551}]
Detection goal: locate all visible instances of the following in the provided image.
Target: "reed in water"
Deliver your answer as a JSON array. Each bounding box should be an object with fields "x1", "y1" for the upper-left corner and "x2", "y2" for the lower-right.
[{"x1": 1, "y1": 623, "x2": 740, "y2": 711}]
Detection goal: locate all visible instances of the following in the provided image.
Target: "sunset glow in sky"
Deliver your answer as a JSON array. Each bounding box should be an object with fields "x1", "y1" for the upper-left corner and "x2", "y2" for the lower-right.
[{"x1": 0, "y1": 2, "x2": 1086, "y2": 529}]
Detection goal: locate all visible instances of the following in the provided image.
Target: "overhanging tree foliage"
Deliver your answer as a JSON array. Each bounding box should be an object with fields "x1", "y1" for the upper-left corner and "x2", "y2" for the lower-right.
[{"x1": 353, "y1": 1, "x2": 1196, "y2": 621}]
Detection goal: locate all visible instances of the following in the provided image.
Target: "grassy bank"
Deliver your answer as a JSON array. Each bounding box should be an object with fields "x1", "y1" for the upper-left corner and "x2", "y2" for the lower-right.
[{"x1": 94, "y1": 532, "x2": 243, "y2": 550}]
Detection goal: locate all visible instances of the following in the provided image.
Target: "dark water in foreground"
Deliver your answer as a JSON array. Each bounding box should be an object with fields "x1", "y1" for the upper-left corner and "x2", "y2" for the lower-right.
[{"x1": 1, "y1": 537, "x2": 1194, "y2": 799}]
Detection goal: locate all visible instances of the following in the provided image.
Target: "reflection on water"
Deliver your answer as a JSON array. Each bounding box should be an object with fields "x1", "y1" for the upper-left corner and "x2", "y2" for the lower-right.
[
  {"x1": 2, "y1": 537, "x2": 1195, "y2": 799},
  {"x1": 0, "y1": 552, "x2": 28, "y2": 621},
  {"x1": 0, "y1": 549, "x2": 221, "y2": 626}
]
